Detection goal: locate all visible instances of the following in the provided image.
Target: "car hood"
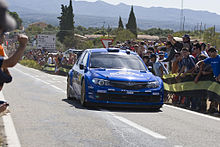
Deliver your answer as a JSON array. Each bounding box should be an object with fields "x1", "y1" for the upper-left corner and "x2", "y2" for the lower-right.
[{"x1": 90, "y1": 69, "x2": 157, "y2": 82}]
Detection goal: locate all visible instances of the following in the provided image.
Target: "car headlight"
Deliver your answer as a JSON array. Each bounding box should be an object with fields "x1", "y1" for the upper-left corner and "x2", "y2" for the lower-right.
[
  {"x1": 92, "y1": 78, "x2": 110, "y2": 86},
  {"x1": 146, "y1": 81, "x2": 160, "y2": 88}
]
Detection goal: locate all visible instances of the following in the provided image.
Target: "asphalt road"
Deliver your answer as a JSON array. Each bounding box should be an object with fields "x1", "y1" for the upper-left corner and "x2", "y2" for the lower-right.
[{"x1": 2, "y1": 64, "x2": 220, "y2": 147}]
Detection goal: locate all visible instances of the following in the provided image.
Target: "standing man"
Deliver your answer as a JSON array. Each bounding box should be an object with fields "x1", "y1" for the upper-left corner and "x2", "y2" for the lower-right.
[
  {"x1": 150, "y1": 54, "x2": 168, "y2": 78},
  {"x1": 196, "y1": 48, "x2": 220, "y2": 82},
  {"x1": 167, "y1": 34, "x2": 193, "y2": 53}
]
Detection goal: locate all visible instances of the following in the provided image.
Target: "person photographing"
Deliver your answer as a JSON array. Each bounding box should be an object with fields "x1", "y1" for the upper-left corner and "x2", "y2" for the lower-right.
[{"x1": 0, "y1": 0, "x2": 28, "y2": 113}]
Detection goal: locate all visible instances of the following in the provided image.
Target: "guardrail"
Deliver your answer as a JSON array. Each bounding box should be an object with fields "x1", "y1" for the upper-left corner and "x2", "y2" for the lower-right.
[{"x1": 163, "y1": 74, "x2": 220, "y2": 102}]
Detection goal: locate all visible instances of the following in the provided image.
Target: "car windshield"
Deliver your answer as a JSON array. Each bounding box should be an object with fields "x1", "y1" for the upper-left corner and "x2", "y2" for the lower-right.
[{"x1": 89, "y1": 52, "x2": 146, "y2": 71}]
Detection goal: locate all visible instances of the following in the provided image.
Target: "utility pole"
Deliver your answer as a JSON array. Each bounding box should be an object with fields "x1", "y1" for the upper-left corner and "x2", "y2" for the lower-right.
[
  {"x1": 214, "y1": 25, "x2": 216, "y2": 45},
  {"x1": 180, "y1": 0, "x2": 184, "y2": 31},
  {"x1": 102, "y1": 21, "x2": 106, "y2": 36},
  {"x1": 107, "y1": 24, "x2": 111, "y2": 37},
  {"x1": 183, "y1": 16, "x2": 185, "y2": 32},
  {"x1": 200, "y1": 22, "x2": 202, "y2": 39}
]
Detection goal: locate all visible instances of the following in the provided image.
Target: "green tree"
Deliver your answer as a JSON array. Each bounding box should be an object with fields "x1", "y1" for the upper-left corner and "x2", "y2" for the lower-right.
[
  {"x1": 57, "y1": 0, "x2": 75, "y2": 44},
  {"x1": 144, "y1": 28, "x2": 174, "y2": 37},
  {"x1": 75, "y1": 25, "x2": 87, "y2": 35},
  {"x1": 107, "y1": 25, "x2": 112, "y2": 37},
  {"x1": 63, "y1": 34, "x2": 76, "y2": 48},
  {"x1": 115, "y1": 30, "x2": 135, "y2": 42},
  {"x1": 118, "y1": 16, "x2": 124, "y2": 30},
  {"x1": 25, "y1": 25, "x2": 43, "y2": 36},
  {"x1": 76, "y1": 40, "x2": 94, "y2": 49},
  {"x1": 203, "y1": 27, "x2": 216, "y2": 45},
  {"x1": 126, "y1": 6, "x2": 137, "y2": 37},
  {"x1": 8, "y1": 11, "x2": 22, "y2": 29}
]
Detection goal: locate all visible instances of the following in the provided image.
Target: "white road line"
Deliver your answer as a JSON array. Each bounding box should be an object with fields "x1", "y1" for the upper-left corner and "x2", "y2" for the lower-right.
[
  {"x1": 14, "y1": 68, "x2": 66, "y2": 94},
  {"x1": 50, "y1": 85, "x2": 66, "y2": 93},
  {"x1": 165, "y1": 104, "x2": 220, "y2": 121},
  {"x1": 101, "y1": 109, "x2": 166, "y2": 139},
  {"x1": 13, "y1": 68, "x2": 50, "y2": 85},
  {"x1": 0, "y1": 92, "x2": 21, "y2": 147}
]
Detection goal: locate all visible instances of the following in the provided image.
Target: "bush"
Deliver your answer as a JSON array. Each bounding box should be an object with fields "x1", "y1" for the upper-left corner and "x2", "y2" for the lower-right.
[
  {"x1": 115, "y1": 30, "x2": 136, "y2": 42},
  {"x1": 19, "y1": 60, "x2": 42, "y2": 70}
]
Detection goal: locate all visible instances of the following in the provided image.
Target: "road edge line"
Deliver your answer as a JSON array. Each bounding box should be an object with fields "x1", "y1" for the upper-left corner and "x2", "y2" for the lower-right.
[
  {"x1": 0, "y1": 91, "x2": 21, "y2": 147},
  {"x1": 164, "y1": 104, "x2": 220, "y2": 121}
]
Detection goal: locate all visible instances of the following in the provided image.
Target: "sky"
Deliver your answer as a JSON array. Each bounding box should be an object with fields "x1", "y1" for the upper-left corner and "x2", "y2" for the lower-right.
[{"x1": 75, "y1": 0, "x2": 220, "y2": 15}]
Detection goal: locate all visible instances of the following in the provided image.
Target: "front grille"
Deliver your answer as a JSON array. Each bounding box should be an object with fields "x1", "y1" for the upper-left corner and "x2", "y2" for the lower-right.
[
  {"x1": 96, "y1": 93, "x2": 161, "y2": 103},
  {"x1": 110, "y1": 81, "x2": 147, "y2": 90}
]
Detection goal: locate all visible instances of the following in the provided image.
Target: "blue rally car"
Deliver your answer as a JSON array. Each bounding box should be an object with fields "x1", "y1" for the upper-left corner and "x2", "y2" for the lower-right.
[{"x1": 67, "y1": 48, "x2": 164, "y2": 109}]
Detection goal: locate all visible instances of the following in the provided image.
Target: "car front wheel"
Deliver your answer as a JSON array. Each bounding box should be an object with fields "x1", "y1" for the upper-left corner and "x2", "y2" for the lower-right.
[
  {"x1": 67, "y1": 76, "x2": 74, "y2": 100},
  {"x1": 80, "y1": 80, "x2": 87, "y2": 106}
]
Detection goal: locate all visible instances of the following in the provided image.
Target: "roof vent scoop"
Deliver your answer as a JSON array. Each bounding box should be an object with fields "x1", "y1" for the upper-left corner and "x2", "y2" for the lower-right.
[
  {"x1": 107, "y1": 48, "x2": 120, "y2": 52},
  {"x1": 126, "y1": 49, "x2": 131, "y2": 54}
]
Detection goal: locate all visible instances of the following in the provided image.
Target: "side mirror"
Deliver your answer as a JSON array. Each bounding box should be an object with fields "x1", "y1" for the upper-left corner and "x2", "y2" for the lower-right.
[{"x1": 79, "y1": 64, "x2": 84, "y2": 70}]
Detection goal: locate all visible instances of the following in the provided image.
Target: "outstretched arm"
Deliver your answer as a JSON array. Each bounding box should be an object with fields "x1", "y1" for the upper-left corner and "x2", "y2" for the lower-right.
[{"x1": 2, "y1": 34, "x2": 28, "y2": 68}]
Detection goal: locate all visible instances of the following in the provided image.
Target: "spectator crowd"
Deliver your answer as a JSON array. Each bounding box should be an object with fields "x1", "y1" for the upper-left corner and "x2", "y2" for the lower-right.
[
  {"x1": 113, "y1": 34, "x2": 220, "y2": 114},
  {"x1": 23, "y1": 49, "x2": 78, "y2": 73}
]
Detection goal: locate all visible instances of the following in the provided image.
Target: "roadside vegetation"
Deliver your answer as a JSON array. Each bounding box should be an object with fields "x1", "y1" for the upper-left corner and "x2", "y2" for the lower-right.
[{"x1": 19, "y1": 60, "x2": 43, "y2": 70}]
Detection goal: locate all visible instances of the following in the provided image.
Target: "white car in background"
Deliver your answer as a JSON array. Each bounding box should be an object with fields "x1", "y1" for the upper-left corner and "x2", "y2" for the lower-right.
[{"x1": 63, "y1": 49, "x2": 83, "y2": 58}]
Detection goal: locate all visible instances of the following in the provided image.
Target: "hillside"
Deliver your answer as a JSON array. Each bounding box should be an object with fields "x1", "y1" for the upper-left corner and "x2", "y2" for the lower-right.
[{"x1": 7, "y1": 0, "x2": 220, "y2": 31}]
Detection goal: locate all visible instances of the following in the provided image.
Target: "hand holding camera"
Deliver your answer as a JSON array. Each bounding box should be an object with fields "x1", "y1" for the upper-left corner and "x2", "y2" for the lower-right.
[{"x1": 18, "y1": 34, "x2": 28, "y2": 48}]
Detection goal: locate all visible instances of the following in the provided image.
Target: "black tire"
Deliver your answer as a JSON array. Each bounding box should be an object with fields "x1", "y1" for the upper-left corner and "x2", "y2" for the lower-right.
[
  {"x1": 80, "y1": 80, "x2": 87, "y2": 106},
  {"x1": 150, "y1": 106, "x2": 162, "y2": 112},
  {"x1": 67, "y1": 76, "x2": 74, "y2": 100}
]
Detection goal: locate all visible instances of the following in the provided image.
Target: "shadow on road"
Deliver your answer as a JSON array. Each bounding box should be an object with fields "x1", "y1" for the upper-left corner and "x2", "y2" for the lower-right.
[
  {"x1": 62, "y1": 98, "x2": 100, "y2": 111},
  {"x1": 62, "y1": 98, "x2": 163, "y2": 113}
]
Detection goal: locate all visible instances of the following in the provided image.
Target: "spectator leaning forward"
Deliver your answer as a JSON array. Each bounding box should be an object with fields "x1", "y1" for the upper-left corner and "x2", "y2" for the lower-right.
[
  {"x1": 196, "y1": 48, "x2": 220, "y2": 82},
  {"x1": 0, "y1": 0, "x2": 28, "y2": 112},
  {"x1": 176, "y1": 48, "x2": 196, "y2": 79}
]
